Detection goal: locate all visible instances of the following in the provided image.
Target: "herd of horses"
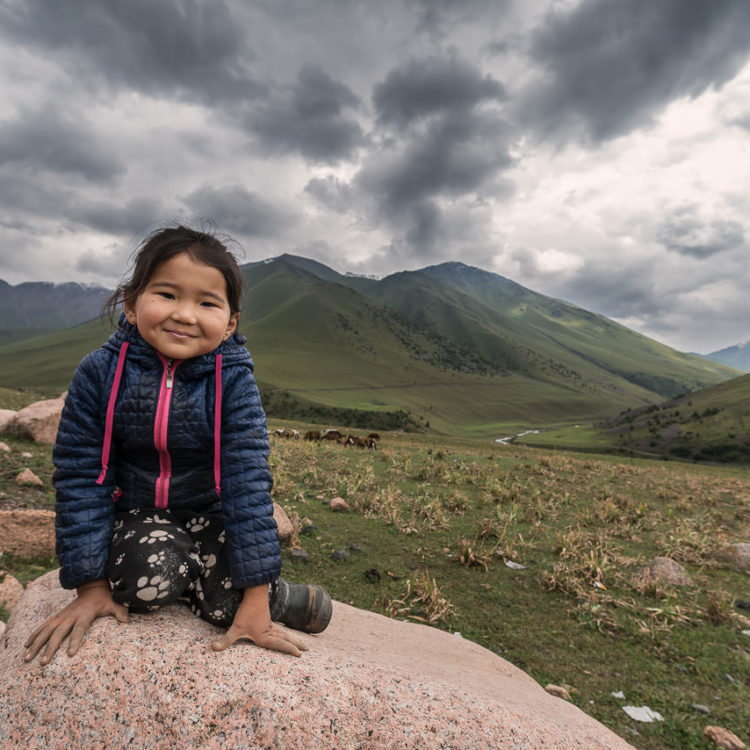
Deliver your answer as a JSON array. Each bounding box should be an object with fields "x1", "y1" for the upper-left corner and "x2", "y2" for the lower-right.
[{"x1": 272, "y1": 427, "x2": 380, "y2": 449}]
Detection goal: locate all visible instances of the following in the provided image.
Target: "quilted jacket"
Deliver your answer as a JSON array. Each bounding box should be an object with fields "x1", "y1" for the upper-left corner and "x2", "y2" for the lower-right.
[{"x1": 53, "y1": 315, "x2": 281, "y2": 590}]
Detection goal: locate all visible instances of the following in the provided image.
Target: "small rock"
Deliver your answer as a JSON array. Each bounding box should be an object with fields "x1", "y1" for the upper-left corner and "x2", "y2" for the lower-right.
[
  {"x1": 703, "y1": 725, "x2": 746, "y2": 750},
  {"x1": 0, "y1": 621, "x2": 5, "y2": 639},
  {"x1": 349, "y1": 543, "x2": 362, "y2": 553},
  {"x1": 692, "y1": 704, "x2": 711, "y2": 715},
  {"x1": 20, "y1": 452, "x2": 33, "y2": 458},
  {"x1": 290, "y1": 549, "x2": 311, "y2": 563},
  {"x1": 734, "y1": 599, "x2": 750, "y2": 609},
  {"x1": 332, "y1": 548, "x2": 351, "y2": 561},
  {"x1": 0, "y1": 441, "x2": 10, "y2": 452},
  {"x1": 742, "y1": 630, "x2": 750, "y2": 637},
  {"x1": 8, "y1": 398, "x2": 65, "y2": 444},
  {"x1": 622, "y1": 706, "x2": 664, "y2": 723},
  {"x1": 273, "y1": 503, "x2": 294, "y2": 543},
  {"x1": 712, "y1": 543, "x2": 750, "y2": 573},
  {"x1": 639, "y1": 556, "x2": 691, "y2": 586},
  {"x1": 300, "y1": 521, "x2": 317, "y2": 535},
  {"x1": 611, "y1": 691, "x2": 625, "y2": 699},
  {"x1": 0, "y1": 409, "x2": 16, "y2": 433},
  {"x1": 330, "y1": 497, "x2": 350, "y2": 512},
  {"x1": 15, "y1": 468, "x2": 42, "y2": 486},
  {"x1": 545, "y1": 684, "x2": 571, "y2": 701},
  {"x1": 0, "y1": 573, "x2": 25, "y2": 613},
  {"x1": 505, "y1": 560, "x2": 526, "y2": 570}
]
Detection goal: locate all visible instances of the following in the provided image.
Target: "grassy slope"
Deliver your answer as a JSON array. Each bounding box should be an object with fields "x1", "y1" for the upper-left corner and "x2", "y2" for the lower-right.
[
  {"x1": 593, "y1": 372, "x2": 750, "y2": 462},
  {"x1": 2, "y1": 405, "x2": 748, "y2": 750}
]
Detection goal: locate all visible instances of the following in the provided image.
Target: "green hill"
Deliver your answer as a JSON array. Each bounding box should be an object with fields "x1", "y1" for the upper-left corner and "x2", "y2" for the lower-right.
[
  {"x1": 595, "y1": 372, "x2": 750, "y2": 462},
  {"x1": 0, "y1": 256, "x2": 740, "y2": 438}
]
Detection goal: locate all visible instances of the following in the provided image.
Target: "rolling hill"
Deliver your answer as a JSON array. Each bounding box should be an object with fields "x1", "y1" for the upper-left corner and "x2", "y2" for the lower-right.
[
  {"x1": 0, "y1": 256, "x2": 739, "y2": 437},
  {"x1": 595, "y1": 372, "x2": 750, "y2": 462}
]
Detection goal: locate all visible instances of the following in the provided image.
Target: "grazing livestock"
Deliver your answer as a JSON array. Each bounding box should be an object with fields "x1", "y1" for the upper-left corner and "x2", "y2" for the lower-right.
[
  {"x1": 367, "y1": 433, "x2": 381, "y2": 442},
  {"x1": 272, "y1": 428, "x2": 300, "y2": 439},
  {"x1": 322, "y1": 429, "x2": 343, "y2": 441},
  {"x1": 304, "y1": 430, "x2": 322, "y2": 441}
]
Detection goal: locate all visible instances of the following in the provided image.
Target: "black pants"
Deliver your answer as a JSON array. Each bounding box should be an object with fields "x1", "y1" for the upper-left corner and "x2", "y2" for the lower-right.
[{"x1": 106, "y1": 508, "x2": 249, "y2": 627}]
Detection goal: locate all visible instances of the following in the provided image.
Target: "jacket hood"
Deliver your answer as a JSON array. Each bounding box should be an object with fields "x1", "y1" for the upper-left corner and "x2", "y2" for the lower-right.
[{"x1": 103, "y1": 313, "x2": 254, "y2": 377}]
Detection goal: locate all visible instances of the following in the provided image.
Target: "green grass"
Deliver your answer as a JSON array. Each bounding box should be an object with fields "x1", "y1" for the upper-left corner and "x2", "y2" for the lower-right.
[{"x1": 3, "y1": 409, "x2": 748, "y2": 749}]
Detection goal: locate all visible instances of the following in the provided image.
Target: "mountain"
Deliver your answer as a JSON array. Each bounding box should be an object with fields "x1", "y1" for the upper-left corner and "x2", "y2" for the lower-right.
[
  {"x1": 0, "y1": 257, "x2": 739, "y2": 436},
  {"x1": 0, "y1": 279, "x2": 111, "y2": 345},
  {"x1": 705, "y1": 340, "x2": 750, "y2": 372}
]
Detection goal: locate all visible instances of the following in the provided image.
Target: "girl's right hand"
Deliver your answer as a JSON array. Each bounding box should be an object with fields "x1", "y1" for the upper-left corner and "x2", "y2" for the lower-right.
[{"x1": 23, "y1": 580, "x2": 128, "y2": 665}]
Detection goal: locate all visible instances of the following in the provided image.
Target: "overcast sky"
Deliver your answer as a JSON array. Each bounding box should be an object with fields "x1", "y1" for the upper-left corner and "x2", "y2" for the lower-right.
[{"x1": 1, "y1": 0, "x2": 749, "y2": 354}]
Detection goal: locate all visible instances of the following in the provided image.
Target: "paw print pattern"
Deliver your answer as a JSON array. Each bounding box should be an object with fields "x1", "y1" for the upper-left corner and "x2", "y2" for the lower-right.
[
  {"x1": 221, "y1": 577, "x2": 232, "y2": 590},
  {"x1": 217, "y1": 530, "x2": 226, "y2": 544},
  {"x1": 186, "y1": 517, "x2": 210, "y2": 533},
  {"x1": 201, "y1": 553, "x2": 217, "y2": 571},
  {"x1": 142, "y1": 515, "x2": 172, "y2": 525},
  {"x1": 138, "y1": 529, "x2": 176, "y2": 545},
  {"x1": 146, "y1": 550, "x2": 168, "y2": 566},
  {"x1": 114, "y1": 553, "x2": 125, "y2": 566},
  {"x1": 123, "y1": 529, "x2": 136, "y2": 541},
  {"x1": 135, "y1": 575, "x2": 172, "y2": 601},
  {"x1": 211, "y1": 609, "x2": 225, "y2": 620},
  {"x1": 113, "y1": 520, "x2": 124, "y2": 532}
]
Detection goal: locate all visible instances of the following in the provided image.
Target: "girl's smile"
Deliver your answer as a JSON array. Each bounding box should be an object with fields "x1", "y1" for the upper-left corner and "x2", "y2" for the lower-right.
[{"x1": 124, "y1": 251, "x2": 239, "y2": 360}]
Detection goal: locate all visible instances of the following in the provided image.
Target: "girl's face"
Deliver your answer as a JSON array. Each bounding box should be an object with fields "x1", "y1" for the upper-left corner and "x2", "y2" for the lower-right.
[{"x1": 124, "y1": 251, "x2": 239, "y2": 360}]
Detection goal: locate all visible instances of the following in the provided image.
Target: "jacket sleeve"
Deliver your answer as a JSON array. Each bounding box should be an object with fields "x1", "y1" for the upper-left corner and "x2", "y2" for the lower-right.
[
  {"x1": 219, "y1": 364, "x2": 281, "y2": 589},
  {"x1": 53, "y1": 351, "x2": 117, "y2": 589}
]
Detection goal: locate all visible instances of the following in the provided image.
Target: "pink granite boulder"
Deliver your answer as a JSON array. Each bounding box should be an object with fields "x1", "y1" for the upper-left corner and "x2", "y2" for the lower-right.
[
  {"x1": 273, "y1": 502, "x2": 295, "y2": 542},
  {"x1": 0, "y1": 510, "x2": 55, "y2": 559},
  {"x1": 0, "y1": 571, "x2": 632, "y2": 749},
  {"x1": 0, "y1": 409, "x2": 16, "y2": 433},
  {"x1": 8, "y1": 398, "x2": 65, "y2": 444}
]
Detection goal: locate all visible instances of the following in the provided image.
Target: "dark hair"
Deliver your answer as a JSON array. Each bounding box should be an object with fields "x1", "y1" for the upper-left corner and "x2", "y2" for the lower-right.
[{"x1": 106, "y1": 224, "x2": 244, "y2": 323}]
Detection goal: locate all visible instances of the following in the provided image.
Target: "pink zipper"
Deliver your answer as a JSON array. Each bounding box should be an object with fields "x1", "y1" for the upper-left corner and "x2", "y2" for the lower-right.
[{"x1": 154, "y1": 355, "x2": 182, "y2": 508}]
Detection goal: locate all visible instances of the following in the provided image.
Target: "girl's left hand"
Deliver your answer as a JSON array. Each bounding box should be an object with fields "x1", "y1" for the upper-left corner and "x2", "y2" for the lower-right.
[{"x1": 210, "y1": 584, "x2": 309, "y2": 657}]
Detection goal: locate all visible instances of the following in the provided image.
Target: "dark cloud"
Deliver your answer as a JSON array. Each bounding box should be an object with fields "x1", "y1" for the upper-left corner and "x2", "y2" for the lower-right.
[
  {"x1": 181, "y1": 184, "x2": 292, "y2": 238},
  {"x1": 70, "y1": 197, "x2": 167, "y2": 236},
  {"x1": 304, "y1": 176, "x2": 354, "y2": 213},
  {"x1": 245, "y1": 65, "x2": 364, "y2": 163},
  {"x1": 523, "y1": 0, "x2": 750, "y2": 142},
  {"x1": 0, "y1": 0, "x2": 265, "y2": 104},
  {"x1": 358, "y1": 56, "x2": 513, "y2": 255},
  {"x1": 656, "y1": 207, "x2": 745, "y2": 258},
  {"x1": 411, "y1": 0, "x2": 511, "y2": 36},
  {"x1": 0, "y1": 105, "x2": 124, "y2": 182},
  {"x1": 373, "y1": 56, "x2": 506, "y2": 128}
]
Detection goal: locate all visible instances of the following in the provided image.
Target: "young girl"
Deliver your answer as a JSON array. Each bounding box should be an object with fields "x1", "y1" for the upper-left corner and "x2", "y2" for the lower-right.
[{"x1": 24, "y1": 225, "x2": 331, "y2": 665}]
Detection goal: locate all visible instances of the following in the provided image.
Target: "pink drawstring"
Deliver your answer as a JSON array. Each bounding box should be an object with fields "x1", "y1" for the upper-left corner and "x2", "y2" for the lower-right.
[
  {"x1": 97, "y1": 341, "x2": 129, "y2": 485},
  {"x1": 214, "y1": 354, "x2": 222, "y2": 497}
]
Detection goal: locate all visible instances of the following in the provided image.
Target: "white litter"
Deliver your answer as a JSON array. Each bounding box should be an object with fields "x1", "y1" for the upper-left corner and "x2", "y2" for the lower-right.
[
  {"x1": 622, "y1": 706, "x2": 664, "y2": 723},
  {"x1": 611, "y1": 691, "x2": 625, "y2": 699},
  {"x1": 505, "y1": 560, "x2": 527, "y2": 570}
]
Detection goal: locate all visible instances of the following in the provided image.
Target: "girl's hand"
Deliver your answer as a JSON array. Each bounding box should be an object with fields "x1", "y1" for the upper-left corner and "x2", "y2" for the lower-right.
[
  {"x1": 210, "y1": 584, "x2": 309, "y2": 657},
  {"x1": 24, "y1": 580, "x2": 129, "y2": 665}
]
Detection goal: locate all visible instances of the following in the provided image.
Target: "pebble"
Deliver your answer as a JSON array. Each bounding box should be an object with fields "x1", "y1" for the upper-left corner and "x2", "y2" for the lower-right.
[
  {"x1": 0, "y1": 442, "x2": 10, "y2": 453},
  {"x1": 692, "y1": 704, "x2": 711, "y2": 715},
  {"x1": 290, "y1": 549, "x2": 311, "y2": 563},
  {"x1": 331, "y1": 548, "x2": 350, "y2": 561}
]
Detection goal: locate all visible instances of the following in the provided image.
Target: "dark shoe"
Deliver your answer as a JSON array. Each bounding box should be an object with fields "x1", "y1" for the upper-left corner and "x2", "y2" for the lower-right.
[{"x1": 269, "y1": 578, "x2": 333, "y2": 633}]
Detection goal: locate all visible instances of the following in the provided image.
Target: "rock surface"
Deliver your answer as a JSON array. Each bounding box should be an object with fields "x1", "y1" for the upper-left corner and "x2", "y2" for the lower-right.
[
  {"x1": 330, "y1": 496, "x2": 350, "y2": 512},
  {"x1": 14, "y1": 468, "x2": 43, "y2": 486},
  {"x1": 273, "y1": 502, "x2": 294, "y2": 542},
  {"x1": 0, "y1": 573, "x2": 25, "y2": 612},
  {"x1": 712, "y1": 543, "x2": 750, "y2": 573},
  {"x1": 640, "y1": 556, "x2": 692, "y2": 586},
  {"x1": 0, "y1": 510, "x2": 55, "y2": 558},
  {"x1": 703, "y1": 725, "x2": 746, "y2": 749},
  {"x1": 1, "y1": 571, "x2": 633, "y2": 749},
  {"x1": 0, "y1": 409, "x2": 16, "y2": 433},
  {"x1": 7, "y1": 398, "x2": 65, "y2": 444}
]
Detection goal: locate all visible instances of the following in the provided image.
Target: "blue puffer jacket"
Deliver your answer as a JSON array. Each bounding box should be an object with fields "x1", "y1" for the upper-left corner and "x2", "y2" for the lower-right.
[{"x1": 53, "y1": 316, "x2": 281, "y2": 590}]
